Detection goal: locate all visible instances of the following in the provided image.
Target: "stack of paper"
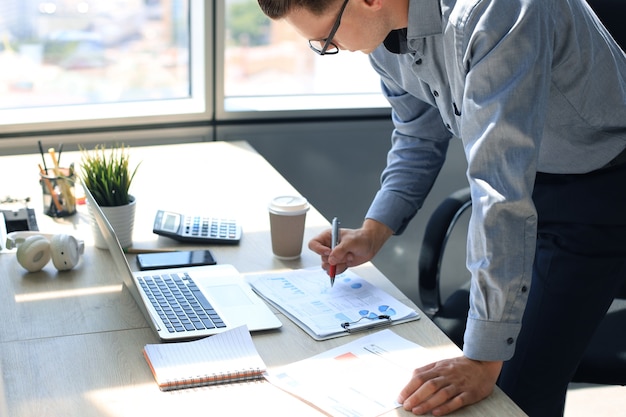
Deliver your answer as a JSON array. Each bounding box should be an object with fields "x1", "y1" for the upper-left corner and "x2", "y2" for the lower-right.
[
  {"x1": 265, "y1": 329, "x2": 438, "y2": 417},
  {"x1": 246, "y1": 268, "x2": 419, "y2": 340}
]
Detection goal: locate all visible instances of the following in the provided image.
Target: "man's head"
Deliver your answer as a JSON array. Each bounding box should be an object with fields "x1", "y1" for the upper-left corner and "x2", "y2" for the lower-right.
[{"x1": 257, "y1": 0, "x2": 403, "y2": 55}]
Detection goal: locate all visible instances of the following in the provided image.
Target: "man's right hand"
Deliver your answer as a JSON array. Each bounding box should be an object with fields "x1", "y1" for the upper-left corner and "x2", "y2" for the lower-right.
[{"x1": 308, "y1": 218, "x2": 393, "y2": 276}]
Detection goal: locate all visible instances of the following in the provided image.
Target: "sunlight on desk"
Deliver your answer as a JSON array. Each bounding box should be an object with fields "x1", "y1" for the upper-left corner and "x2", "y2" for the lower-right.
[
  {"x1": 85, "y1": 381, "x2": 325, "y2": 417},
  {"x1": 14, "y1": 284, "x2": 122, "y2": 303}
]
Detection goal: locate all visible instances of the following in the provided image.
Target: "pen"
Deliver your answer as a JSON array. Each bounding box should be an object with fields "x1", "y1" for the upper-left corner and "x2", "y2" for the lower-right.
[
  {"x1": 38, "y1": 140, "x2": 48, "y2": 173},
  {"x1": 329, "y1": 217, "x2": 339, "y2": 287},
  {"x1": 57, "y1": 143, "x2": 64, "y2": 165}
]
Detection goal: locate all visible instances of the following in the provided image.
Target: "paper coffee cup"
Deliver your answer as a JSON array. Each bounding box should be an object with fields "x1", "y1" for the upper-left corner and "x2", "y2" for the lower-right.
[{"x1": 268, "y1": 196, "x2": 310, "y2": 260}]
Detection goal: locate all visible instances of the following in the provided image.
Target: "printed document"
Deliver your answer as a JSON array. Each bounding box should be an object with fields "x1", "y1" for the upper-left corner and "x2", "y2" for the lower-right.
[
  {"x1": 246, "y1": 268, "x2": 419, "y2": 340},
  {"x1": 264, "y1": 329, "x2": 438, "y2": 417}
]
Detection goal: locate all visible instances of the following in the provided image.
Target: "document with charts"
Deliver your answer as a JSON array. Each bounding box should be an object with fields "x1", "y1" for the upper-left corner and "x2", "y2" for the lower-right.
[
  {"x1": 264, "y1": 329, "x2": 437, "y2": 417},
  {"x1": 245, "y1": 268, "x2": 419, "y2": 340}
]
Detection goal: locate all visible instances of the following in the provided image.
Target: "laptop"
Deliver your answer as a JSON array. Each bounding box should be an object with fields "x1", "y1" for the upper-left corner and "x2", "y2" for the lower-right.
[{"x1": 84, "y1": 186, "x2": 282, "y2": 341}]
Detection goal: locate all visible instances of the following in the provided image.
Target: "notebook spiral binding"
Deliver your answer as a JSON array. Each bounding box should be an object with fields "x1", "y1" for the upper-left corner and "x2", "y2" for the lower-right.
[{"x1": 163, "y1": 368, "x2": 265, "y2": 391}]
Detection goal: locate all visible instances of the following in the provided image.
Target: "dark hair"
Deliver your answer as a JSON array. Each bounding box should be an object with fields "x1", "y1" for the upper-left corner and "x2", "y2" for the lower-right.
[{"x1": 258, "y1": 0, "x2": 339, "y2": 19}]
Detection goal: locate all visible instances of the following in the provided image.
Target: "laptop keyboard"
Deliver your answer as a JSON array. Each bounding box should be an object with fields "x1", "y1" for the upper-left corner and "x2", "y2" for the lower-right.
[{"x1": 137, "y1": 272, "x2": 227, "y2": 333}]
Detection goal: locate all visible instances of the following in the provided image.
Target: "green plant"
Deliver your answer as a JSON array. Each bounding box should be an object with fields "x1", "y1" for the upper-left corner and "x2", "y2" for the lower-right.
[{"x1": 80, "y1": 144, "x2": 140, "y2": 207}]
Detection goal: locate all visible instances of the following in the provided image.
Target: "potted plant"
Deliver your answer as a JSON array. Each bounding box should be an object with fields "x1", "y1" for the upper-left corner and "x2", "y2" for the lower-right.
[{"x1": 80, "y1": 143, "x2": 140, "y2": 249}]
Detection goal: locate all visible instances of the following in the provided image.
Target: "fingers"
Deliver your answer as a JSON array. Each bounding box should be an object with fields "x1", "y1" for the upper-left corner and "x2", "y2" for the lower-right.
[
  {"x1": 319, "y1": 253, "x2": 349, "y2": 276},
  {"x1": 308, "y1": 230, "x2": 332, "y2": 255},
  {"x1": 398, "y1": 357, "x2": 501, "y2": 416},
  {"x1": 401, "y1": 377, "x2": 466, "y2": 416},
  {"x1": 308, "y1": 229, "x2": 348, "y2": 275},
  {"x1": 399, "y1": 365, "x2": 456, "y2": 415},
  {"x1": 429, "y1": 393, "x2": 470, "y2": 416},
  {"x1": 397, "y1": 362, "x2": 435, "y2": 403},
  {"x1": 309, "y1": 226, "x2": 374, "y2": 275}
]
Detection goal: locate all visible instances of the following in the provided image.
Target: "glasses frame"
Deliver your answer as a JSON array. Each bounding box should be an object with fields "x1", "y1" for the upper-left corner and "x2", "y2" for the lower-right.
[{"x1": 308, "y1": 0, "x2": 350, "y2": 55}]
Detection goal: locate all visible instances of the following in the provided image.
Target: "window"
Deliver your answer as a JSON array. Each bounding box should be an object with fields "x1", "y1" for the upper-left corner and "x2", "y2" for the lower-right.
[
  {"x1": 0, "y1": 0, "x2": 387, "y2": 137},
  {"x1": 219, "y1": 0, "x2": 387, "y2": 118},
  {"x1": 0, "y1": 0, "x2": 208, "y2": 134}
]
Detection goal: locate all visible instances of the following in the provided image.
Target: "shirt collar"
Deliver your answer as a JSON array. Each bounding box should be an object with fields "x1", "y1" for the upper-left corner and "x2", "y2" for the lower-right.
[
  {"x1": 383, "y1": 0, "x2": 443, "y2": 54},
  {"x1": 383, "y1": 28, "x2": 408, "y2": 53}
]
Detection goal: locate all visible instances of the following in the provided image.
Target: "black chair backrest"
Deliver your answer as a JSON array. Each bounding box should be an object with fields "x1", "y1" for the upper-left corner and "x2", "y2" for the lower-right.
[
  {"x1": 418, "y1": 188, "x2": 472, "y2": 317},
  {"x1": 586, "y1": 0, "x2": 626, "y2": 49}
]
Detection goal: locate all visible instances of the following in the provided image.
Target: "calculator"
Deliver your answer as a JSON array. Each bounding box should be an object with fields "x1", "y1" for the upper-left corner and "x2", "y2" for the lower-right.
[{"x1": 152, "y1": 210, "x2": 242, "y2": 244}]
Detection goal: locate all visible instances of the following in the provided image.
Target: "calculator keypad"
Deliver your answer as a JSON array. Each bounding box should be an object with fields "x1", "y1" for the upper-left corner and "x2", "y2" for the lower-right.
[{"x1": 182, "y1": 216, "x2": 240, "y2": 241}]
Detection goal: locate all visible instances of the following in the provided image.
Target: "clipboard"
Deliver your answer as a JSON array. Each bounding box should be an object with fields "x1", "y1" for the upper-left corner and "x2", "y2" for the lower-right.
[{"x1": 246, "y1": 268, "x2": 420, "y2": 340}]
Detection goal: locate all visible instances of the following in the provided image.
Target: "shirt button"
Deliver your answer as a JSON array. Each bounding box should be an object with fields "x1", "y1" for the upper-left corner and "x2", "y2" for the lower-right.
[
  {"x1": 446, "y1": 123, "x2": 451, "y2": 129},
  {"x1": 415, "y1": 58, "x2": 423, "y2": 65},
  {"x1": 433, "y1": 90, "x2": 439, "y2": 97},
  {"x1": 507, "y1": 337, "x2": 515, "y2": 345},
  {"x1": 521, "y1": 286, "x2": 528, "y2": 293}
]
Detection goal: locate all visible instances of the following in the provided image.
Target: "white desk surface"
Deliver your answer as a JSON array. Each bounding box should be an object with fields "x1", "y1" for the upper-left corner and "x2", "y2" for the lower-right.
[{"x1": 0, "y1": 141, "x2": 526, "y2": 417}]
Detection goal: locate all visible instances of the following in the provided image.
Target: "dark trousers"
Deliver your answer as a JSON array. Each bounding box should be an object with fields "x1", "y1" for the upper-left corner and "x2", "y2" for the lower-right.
[{"x1": 497, "y1": 162, "x2": 626, "y2": 417}]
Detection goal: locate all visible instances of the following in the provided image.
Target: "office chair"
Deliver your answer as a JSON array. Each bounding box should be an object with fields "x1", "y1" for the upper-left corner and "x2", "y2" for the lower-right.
[
  {"x1": 586, "y1": 0, "x2": 626, "y2": 50},
  {"x1": 418, "y1": 187, "x2": 626, "y2": 385}
]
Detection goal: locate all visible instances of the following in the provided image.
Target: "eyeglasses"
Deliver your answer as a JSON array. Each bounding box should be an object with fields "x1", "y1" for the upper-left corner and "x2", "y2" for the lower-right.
[{"x1": 308, "y1": 0, "x2": 349, "y2": 55}]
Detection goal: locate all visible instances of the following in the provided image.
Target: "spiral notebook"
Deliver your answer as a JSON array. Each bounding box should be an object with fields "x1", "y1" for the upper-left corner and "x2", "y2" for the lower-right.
[{"x1": 143, "y1": 325, "x2": 266, "y2": 391}]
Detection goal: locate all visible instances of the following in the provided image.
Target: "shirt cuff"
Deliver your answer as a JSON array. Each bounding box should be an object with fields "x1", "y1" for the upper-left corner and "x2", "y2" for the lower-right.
[
  {"x1": 365, "y1": 189, "x2": 418, "y2": 235},
  {"x1": 462, "y1": 317, "x2": 522, "y2": 361}
]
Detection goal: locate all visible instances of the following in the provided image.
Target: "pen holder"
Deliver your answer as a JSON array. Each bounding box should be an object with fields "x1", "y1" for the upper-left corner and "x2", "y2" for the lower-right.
[{"x1": 40, "y1": 168, "x2": 77, "y2": 218}]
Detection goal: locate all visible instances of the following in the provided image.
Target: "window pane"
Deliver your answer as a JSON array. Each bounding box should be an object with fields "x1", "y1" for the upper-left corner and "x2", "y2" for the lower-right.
[
  {"x1": 223, "y1": 0, "x2": 385, "y2": 111},
  {"x1": 0, "y1": 0, "x2": 197, "y2": 127},
  {"x1": 0, "y1": 0, "x2": 189, "y2": 108}
]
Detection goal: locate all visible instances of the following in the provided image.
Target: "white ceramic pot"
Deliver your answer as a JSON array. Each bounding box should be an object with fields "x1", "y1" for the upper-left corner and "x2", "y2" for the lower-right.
[{"x1": 88, "y1": 196, "x2": 136, "y2": 249}]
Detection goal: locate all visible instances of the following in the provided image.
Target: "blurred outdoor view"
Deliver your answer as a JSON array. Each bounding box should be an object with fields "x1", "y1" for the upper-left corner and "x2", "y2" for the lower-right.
[
  {"x1": 0, "y1": 0, "x2": 380, "y2": 114},
  {"x1": 0, "y1": 0, "x2": 188, "y2": 110},
  {"x1": 224, "y1": 0, "x2": 380, "y2": 98}
]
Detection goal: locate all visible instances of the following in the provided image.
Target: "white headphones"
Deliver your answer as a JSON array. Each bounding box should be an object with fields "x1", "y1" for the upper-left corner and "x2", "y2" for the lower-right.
[{"x1": 5, "y1": 231, "x2": 85, "y2": 272}]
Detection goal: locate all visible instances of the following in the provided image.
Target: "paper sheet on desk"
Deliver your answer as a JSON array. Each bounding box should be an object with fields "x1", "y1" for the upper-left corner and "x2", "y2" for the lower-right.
[
  {"x1": 246, "y1": 268, "x2": 419, "y2": 340},
  {"x1": 264, "y1": 329, "x2": 437, "y2": 417}
]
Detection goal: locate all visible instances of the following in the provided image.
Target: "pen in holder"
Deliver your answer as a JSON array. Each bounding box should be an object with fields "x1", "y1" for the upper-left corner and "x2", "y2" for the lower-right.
[{"x1": 39, "y1": 166, "x2": 77, "y2": 218}]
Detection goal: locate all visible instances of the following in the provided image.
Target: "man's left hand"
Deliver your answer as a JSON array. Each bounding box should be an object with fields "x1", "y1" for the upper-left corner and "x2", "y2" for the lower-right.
[{"x1": 398, "y1": 356, "x2": 503, "y2": 416}]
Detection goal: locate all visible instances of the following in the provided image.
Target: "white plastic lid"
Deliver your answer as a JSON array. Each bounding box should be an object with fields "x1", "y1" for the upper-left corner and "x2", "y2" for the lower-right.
[{"x1": 268, "y1": 195, "x2": 310, "y2": 216}]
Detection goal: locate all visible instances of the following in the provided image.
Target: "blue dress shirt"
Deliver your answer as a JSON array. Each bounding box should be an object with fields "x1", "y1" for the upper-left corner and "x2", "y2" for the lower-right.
[{"x1": 365, "y1": 0, "x2": 626, "y2": 361}]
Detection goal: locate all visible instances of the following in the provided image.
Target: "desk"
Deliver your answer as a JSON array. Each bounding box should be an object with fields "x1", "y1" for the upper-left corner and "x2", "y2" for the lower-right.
[{"x1": 0, "y1": 141, "x2": 526, "y2": 417}]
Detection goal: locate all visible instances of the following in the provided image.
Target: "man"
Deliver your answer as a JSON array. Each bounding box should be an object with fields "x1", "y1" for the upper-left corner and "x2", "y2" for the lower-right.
[{"x1": 257, "y1": 0, "x2": 626, "y2": 416}]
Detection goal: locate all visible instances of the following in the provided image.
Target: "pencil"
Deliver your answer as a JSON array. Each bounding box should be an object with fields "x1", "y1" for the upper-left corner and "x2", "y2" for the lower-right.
[
  {"x1": 48, "y1": 147, "x2": 75, "y2": 209},
  {"x1": 39, "y1": 163, "x2": 63, "y2": 212}
]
